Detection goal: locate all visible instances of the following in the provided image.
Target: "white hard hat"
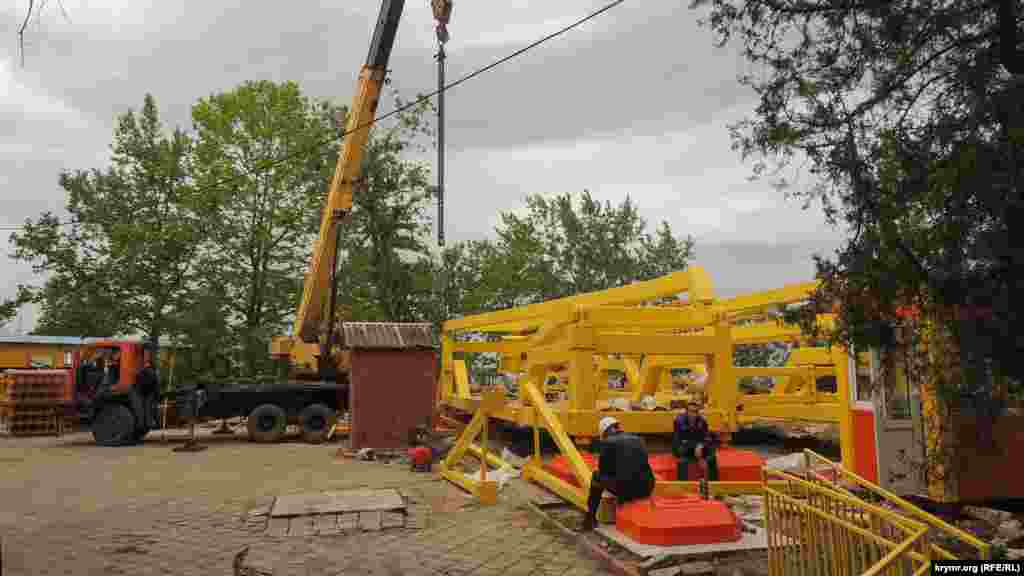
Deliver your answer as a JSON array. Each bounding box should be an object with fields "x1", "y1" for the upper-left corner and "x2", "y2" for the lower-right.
[{"x1": 598, "y1": 416, "x2": 620, "y2": 437}]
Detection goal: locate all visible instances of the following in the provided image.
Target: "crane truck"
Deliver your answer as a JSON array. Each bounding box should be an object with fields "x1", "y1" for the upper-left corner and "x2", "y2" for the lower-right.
[{"x1": 57, "y1": 0, "x2": 412, "y2": 446}]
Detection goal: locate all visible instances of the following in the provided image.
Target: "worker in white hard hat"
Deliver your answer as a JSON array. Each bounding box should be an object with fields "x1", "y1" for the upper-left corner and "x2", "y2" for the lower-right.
[{"x1": 582, "y1": 416, "x2": 656, "y2": 531}]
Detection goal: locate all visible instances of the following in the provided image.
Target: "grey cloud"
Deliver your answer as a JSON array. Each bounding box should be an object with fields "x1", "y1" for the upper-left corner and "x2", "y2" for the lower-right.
[
  {"x1": 4, "y1": 1, "x2": 751, "y2": 148},
  {"x1": 693, "y1": 241, "x2": 843, "y2": 298}
]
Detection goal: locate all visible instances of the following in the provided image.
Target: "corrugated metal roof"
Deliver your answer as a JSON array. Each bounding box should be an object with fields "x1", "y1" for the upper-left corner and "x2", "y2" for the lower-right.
[
  {"x1": 0, "y1": 335, "x2": 86, "y2": 345},
  {"x1": 340, "y1": 322, "x2": 437, "y2": 350}
]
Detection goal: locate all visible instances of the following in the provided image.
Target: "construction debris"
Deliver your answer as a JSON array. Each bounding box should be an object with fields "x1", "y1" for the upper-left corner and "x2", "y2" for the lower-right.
[
  {"x1": 763, "y1": 452, "x2": 806, "y2": 472},
  {"x1": 648, "y1": 561, "x2": 715, "y2": 576},
  {"x1": 963, "y1": 505, "x2": 1014, "y2": 526},
  {"x1": 998, "y1": 519, "x2": 1023, "y2": 541}
]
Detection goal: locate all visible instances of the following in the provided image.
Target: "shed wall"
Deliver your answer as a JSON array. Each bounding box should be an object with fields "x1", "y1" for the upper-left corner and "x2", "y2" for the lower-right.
[{"x1": 349, "y1": 349, "x2": 437, "y2": 450}]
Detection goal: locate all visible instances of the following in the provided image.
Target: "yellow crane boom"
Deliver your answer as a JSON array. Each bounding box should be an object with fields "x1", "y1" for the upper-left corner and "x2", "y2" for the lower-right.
[{"x1": 293, "y1": 0, "x2": 406, "y2": 345}]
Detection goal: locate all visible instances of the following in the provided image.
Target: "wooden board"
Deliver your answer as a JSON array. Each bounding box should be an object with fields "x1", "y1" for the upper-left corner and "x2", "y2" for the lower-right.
[{"x1": 270, "y1": 489, "x2": 405, "y2": 518}]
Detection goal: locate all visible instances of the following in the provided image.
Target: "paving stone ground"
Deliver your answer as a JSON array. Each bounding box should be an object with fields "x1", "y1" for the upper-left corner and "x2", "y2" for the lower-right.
[{"x1": 0, "y1": 429, "x2": 612, "y2": 576}]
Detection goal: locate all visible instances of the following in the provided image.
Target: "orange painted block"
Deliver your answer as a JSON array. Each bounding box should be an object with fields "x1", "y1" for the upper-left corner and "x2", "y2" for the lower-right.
[
  {"x1": 716, "y1": 448, "x2": 765, "y2": 482},
  {"x1": 648, "y1": 454, "x2": 678, "y2": 481},
  {"x1": 545, "y1": 449, "x2": 764, "y2": 485},
  {"x1": 852, "y1": 408, "x2": 878, "y2": 483},
  {"x1": 616, "y1": 495, "x2": 742, "y2": 546},
  {"x1": 544, "y1": 452, "x2": 598, "y2": 486},
  {"x1": 649, "y1": 449, "x2": 765, "y2": 481}
]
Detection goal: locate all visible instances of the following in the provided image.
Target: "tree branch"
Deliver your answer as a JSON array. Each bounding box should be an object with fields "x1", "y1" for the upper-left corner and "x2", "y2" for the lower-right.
[{"x1": 18, "y1": 0, "x2": 36, "y2": 68}]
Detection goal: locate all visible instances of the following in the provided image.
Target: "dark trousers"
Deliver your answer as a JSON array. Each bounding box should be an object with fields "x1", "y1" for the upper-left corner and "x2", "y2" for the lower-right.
[
  {"x1": 676, "y1": 441, "x2": 719, "y2": 481},
  {"x1": 586, "y1": 471, "x2": 654, "y2": 519}
]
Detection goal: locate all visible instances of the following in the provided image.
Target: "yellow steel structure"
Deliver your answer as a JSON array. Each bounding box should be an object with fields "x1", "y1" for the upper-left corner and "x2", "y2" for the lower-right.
[{"x1": 437, "y1": 268, "x2": 868, "y2": 508}]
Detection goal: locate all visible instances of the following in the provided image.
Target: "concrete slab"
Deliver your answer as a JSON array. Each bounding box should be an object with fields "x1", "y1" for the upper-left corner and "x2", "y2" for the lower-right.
[
  {"x1": 270, "y1": 488, "x2": 405, "y2": 518},
  {"x1": 595, "y1": 522, "x2": 769, "y2": 558}
]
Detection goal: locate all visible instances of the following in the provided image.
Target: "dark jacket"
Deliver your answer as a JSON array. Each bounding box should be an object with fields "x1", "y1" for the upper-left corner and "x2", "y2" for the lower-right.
[
  {"x1": 598, "y1": 432, "x2": 655, "y2": 499},
  {"x1": 672, "y1": 413, "x2": 717, "y2": 457}
]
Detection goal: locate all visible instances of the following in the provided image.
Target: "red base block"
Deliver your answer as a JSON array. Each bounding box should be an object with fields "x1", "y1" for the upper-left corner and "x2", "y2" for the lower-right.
[
  {"x1": 648, "y1": 453, "x2": 678, "y2": 481},
  {"x1": 544, "y1": 452, "x2": 598, "y2": 486},
  {"x1": 543, "y1": 448, "x2": 765, "y2": 486},
  {"x1": 651, "y1": 448, "x2": 766, "y2": 482},
  {"x1": 616, "y1": 495, "x2": 742, "y2": 546}
]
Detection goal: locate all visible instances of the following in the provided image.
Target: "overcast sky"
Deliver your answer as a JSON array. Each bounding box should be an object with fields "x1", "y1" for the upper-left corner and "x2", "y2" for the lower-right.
[{"x1": 0, "y1": 0, "x2": 847, "y2": 333}]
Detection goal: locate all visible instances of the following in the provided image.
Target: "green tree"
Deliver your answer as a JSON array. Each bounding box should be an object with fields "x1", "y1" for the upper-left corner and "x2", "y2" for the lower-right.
[
  {"x1": 190, "y1": 80, "x2": 342, "y2": 374},
  {"x1": 477, "y1": 191, "x2": 695, "y2": 306},
  {"x1": 334, "y1": 97, "x2": 437, "y2": 324},
  {"x1": 7, "y1": 94, "x2": 203, "y2": 342},
  {"x1": 692, "y1": 0, "x2": 1024, "y2": 385}
]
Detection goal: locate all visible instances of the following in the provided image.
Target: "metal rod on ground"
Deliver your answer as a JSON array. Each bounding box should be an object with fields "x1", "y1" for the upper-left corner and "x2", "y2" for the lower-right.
[
  {"x1": 174, "y1": 391, "x2": 206, "y2": 452},
  {"x1": 161, "y1": 399, "x2": 168, "y2": 442}
]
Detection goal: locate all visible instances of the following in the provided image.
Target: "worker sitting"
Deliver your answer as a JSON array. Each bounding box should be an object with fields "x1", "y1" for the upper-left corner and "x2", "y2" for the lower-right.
[
  {"x1": 672, "y1": 401, "x2": 719, "y2": 482},
  {"x1": 407, "y1": 426, "x2": 434, "y2": 472},
  {"x1": 583, "y1": 416, "x2": 656, "y2": 532}
]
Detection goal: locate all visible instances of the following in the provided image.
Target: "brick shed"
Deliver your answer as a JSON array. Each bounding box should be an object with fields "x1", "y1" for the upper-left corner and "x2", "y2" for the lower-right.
[{"x1": 342, "y1": 322, "x2": 438, "y2": 451}]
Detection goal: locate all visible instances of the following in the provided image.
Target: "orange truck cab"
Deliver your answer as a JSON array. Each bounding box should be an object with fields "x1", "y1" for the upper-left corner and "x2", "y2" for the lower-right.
[{"x1": 70, "y1": 338, "x2": 161, "y2": 446}]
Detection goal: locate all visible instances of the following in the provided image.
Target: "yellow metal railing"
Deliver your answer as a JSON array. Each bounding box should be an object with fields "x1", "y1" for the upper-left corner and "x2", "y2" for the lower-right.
[
  {"x1": 802, "y1": 450, "x2": 991, "y2": 561},
  {"x1": 764, "y1": 468, "x2": 932, "y2": 576}
]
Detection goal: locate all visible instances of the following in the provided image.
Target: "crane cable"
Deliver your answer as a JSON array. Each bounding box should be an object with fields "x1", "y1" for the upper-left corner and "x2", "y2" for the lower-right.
[{"x1": 0, "y1": 0, "x2": 628, "y2": 233}]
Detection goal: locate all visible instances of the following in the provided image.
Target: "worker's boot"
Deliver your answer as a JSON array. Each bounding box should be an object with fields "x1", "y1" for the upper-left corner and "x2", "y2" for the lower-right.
[{"x1": 581, "y1": 515, "x2": 597, "y2": 532}]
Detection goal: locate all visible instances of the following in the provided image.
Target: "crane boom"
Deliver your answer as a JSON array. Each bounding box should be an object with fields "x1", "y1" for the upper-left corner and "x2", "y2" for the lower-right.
[{"x1": 293, "y1": 0, "x2": 406, "y2": 343}]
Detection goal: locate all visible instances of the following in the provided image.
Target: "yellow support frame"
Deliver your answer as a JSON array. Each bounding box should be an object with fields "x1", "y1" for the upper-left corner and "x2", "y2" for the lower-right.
[{"x1": 438, "y1": 269, "x2": 863, "y2": 506}]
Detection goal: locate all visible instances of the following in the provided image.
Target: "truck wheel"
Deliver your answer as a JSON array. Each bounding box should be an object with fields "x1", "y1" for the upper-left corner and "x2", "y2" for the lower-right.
[
  {"x1": 247, "y1": 404, "x2": 287, "y2": 443},
  {"x1": 299, "y1": 403, "x2": 336, "y2": 444},
  {"x1": 92, "y1": 404, "x2": 136, "y2": 447}
]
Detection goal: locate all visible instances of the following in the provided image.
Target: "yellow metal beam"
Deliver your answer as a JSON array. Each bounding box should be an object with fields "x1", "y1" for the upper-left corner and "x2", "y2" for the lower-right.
[
  {"x1": 522, "y1": 462, "x2": 588, "y2": 510},
  {"x1": 521, "y1": 375, "x2": 593, "y2": 489},
  {"x1": 451, "y1": 341, "x2": 529, "y2": 354},
  {"x1": 294, "y1": 65, "x2": 386, "y2": 342},
  {"x1": 593, "y1": 333, "x2": 723, "y2": 356},
  {"x1": 714, "y1": 281, "x2": 820, "y2": 316},
  {"x1": 443, "y1": 267, "x2": 713, "y2": 333},
  {"x1": 578, "y1": 306, "x2": 711, "y2": 331},
  {"x1": 467, "y1": 443, "x2": 510, "y2": 470},
  {"x1": 454, "y1": 359, "x2": 471, "y2": 399},
  {"x1": 736, "y1": 403, "x2": 842, "y2": 423}
]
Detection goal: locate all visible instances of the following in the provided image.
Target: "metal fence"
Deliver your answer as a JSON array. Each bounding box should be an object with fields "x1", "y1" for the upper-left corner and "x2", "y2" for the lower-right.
[
  {"x1": 801, "y1": 450, "x2": 990, "y2": 562},
  {"x1": 764, "y1": 468, "x2": 932, "y2": 576}
]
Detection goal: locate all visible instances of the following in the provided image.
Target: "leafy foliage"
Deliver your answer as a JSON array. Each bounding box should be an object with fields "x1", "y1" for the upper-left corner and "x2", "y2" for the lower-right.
[
  {"x1": 189, "y1": 80, "x2": 342, "y2": 374},
  {"x1": 443, "y1": 191, "x2": 695, "y2": 318},
  {"x1": 692, "y1": 0, "x2": 1024, "y2": 386},
  {"x1": 334, "y1": 97, "x2": 436, "y2": 325},
  {"x1": 7, "y1": 94, "x2": 203, "y2": 341}
]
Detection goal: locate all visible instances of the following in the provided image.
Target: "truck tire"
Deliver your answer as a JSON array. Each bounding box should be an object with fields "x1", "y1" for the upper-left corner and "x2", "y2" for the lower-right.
[
  {"x1": 299, "y1": 403, "x2": 336, "y2": 444},
  {"x1": 92, "y1": 404, "x2": 136, "y2": 447},
  {"x1": 247, "y1": 404, "x2": 287, "y2": 443}
]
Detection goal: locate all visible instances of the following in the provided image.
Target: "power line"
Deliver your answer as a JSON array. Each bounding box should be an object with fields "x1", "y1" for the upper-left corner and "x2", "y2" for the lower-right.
[{"x1": 0, "y1": 0, "x2": 627, "y2": 234}]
